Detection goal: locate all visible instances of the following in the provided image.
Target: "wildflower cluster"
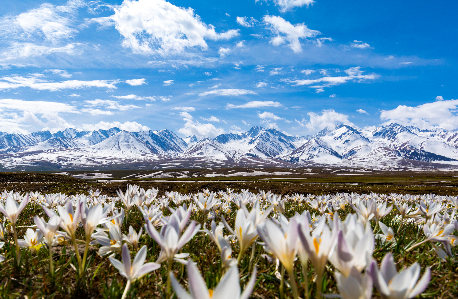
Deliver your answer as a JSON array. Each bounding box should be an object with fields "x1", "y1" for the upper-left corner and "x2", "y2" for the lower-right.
[{"x1": 0, "y1": 188, "x2": 456, "y2": 298}]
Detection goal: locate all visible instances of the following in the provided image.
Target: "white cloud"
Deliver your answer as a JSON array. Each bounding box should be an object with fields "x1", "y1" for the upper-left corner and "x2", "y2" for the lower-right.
[
  {"x1": 46, "y1": 69, "x2": 72, "y2": 78},
  {"x1": 258, "y1": 111, "x2": 281, "y2": 120},
  {"x1": 201, "y1": 116, "x2": 220, "y2": 122},
  {"x1": 199, "y1": 89, "x2": 257, "y2": 97},
  {"x1": 301, "y1": 69, "x2": 314, "y2": 75},
  {"x1": 112, "y1": 94, "x2": 159, "y2": 101},
  {"x1": 163, "y1": 80, "x2": 174, "y2": 86},
  {"x1": 172, "y1": 106, "x2": 195, "y2": 112},
  {"x1": 1, "y1": 43, "x2": 80, "y2": 60},
  {"x1": 126, "y1": 78, "x2": 146, "y2": 86},
  {"x1": 255, "y1": 65, "x2": 265, "y2": 72},
  {"x1": 96, "y1": 0, "x2": 239, "y2": 54},
  {"x1": 286, "y1": 67, "x2": 378, "y2": 92},
  {"x1": 296, "y1": 109, "x2": 354, "y2": 132},
  {"x1": 69, "y1": 93, "x2": 80, "y2": 97},
  {"x1": 229, "y1": 125, "x2": 243, "y2": 134},
  {"x1": 218, "y1": 47, "x2": 231, "y2": 57},
  {"x1": 263, "y1": 15, "x2": 320, "y2": 53},
  {"x1": 226, "y1": 100, "x2": 281, "y2": 109},
  {"x1": 351, "y1": 40, "x2": 371, "y2": 49},
  {"x1": 81, "y1": 121, "x2": 150, "y2": 132},
  {"x1": 256, "y1": 82, "x2": 268, "y2": 88},
  {"x1": 81, "y1": 108, "x2": 113, "y2": 116},
  {"x1": 266, "y1": 0, "x2": 314, "y2": 12},
  {"x1": 0, "y1": 0, "x2": 83, "y2": 43},
  {"x1": 400, "y1": 61, "x2": 412, "y2": 65},
  {"x1": 329, "y1": 94, "x2": 336, "y2": 98},
  {"x1": 380, "y1": 99, "x2": 458, "y2": 130},
  {"x1": 0, "y1": 98, "x2": 78, "y2": 133},
  {"x1": 178, "y1": 117, "x2": 225, "y2": 138},
  {"x1": 236, "y1": 16, "x2": 257, "y2": 27},
  {"x1": 236, "y1": 41, "x2": 245, "y2": 48},
  {"x1": 242, "y1": 120, "x2": 250, "y2": 126},
  {"x1": 356, "y1": 109, "x2": 369, "y2": 115},
  {"x1": 269, "y1": 67, "x2": 282, "y2": 75},
  {"x1": 84, "y1": 99, "x2": 140, "y2": 111},
  {"x1": 179, "y1": 111, "x2": 193, "y2": 120},
  {"x1": 436, "y1": 96, "x2": 444, "y2": 101},
  {"x1": 0, "y1": 75, "x2": 119, "y2": 91},
  {"x1": 316, "y1": 37, "x2": 332, "y2": 47}
]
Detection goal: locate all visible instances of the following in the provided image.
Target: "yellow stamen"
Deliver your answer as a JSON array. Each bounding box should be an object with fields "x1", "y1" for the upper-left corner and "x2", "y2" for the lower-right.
[
  {"x1": 313, "y1": 237, "x2": 321, "y2": 254},
  {"x1": 110, "y1": 239, "x2": 116, "y2": 246},
  {"x1": 69, "y1": 213, "x2": 73, "y2": 222},
  {"x1": 209, "y1": 289, "x2": 214, "y2": 298}
]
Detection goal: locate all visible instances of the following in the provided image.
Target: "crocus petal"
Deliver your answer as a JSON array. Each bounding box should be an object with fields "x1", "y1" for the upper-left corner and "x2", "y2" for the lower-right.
[
  {"x1": 109, "y1": 257, "x2": 126, "y2": 276},
  {"x1": 131, "y1": 245, "x2": 147, "y2": 277},
  {"x1": 380, "y1": 252, "x2": 397, "y2": 283},
  {"x1": 17, "y1": 195, "x2": 29, "y2": 215},
  {"x1": 170, "y1": 273, "x2": 193, "y2": 299},
  {"x1": 212, "y1": 265, "x2": 241, "y2": 299},
  {"x1": 121, "y1": 244, "x2": 132, "y2": 280},
  {"x1": 409, "y1": 267, "x2": 431, "y2": 298},
  {"x1": 146, "y1": 221, "x2": 165, "y2": 248},
  {"x1": 240, "y1": 267, "x2": 257, "y2": 299},
  {"x1": 187, "y1": 261, "x2": 210, "y2": 299},
  {"x1": 134, "y1": 262, "x2": 160, "y2": 280}
]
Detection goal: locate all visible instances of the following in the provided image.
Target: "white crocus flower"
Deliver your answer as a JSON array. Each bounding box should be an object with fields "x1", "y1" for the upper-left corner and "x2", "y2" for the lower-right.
[
  {"x1": 298, "y1": 215, "x2": 337, "y2": 299},
  {"x1": 110, "y1": 244, "x2": 160, "y2": 299},
  {"x1": 170, "y1": 261, "x2": 257, "y2": 299},
  {"x1": 375, "y1": 202, "x2": 393, "y2": 222},
  {"x1": 377, "y1": 222, "x2": 395, "y2": 243},
  {"x1": 203, "y1": 220, "x2": 225, "y2": 252},
  {"x1": 123, "y1": 226, "x2": 142, "y2": 250},
  {"x1": 368, "y1": 253, "x2": 431, "y2": 299},
  {"x1": 0, "y1": 195, "x2": 30, "y2": 226},
  {"x1": 335, "y1": 266, "x2": 373, "y2": 299},
  {"x1": 34, "y1": 215, "x2": 61, "y2": 246},
  {"x1": 18, "y1": 228, "x2": 43, "y2": 253},
  {"x1": 223, "y1": 209, "x2": 259, "y2": 263},
  {"x1": 330, "y1": 215, "x2": 374, "y2": 276},
  {"x1": 257, "y1": 218, "x2": 299, "y2": 298}
]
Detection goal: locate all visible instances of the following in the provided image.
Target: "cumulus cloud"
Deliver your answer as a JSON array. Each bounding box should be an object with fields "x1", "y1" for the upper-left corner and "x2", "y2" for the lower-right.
[
  {"x1": 0, "y1": 0, "x2": 83, "y2": 43},
  {"x1": 316, "y1": 37, "x2": 333, "y2": 47},
  {"x1": 81, "y1": 121, "x2": 150, "y2": 132},
  {"x1": 296, "y1": 109, "x2": 354, "y2": 132},
  {"x1": 269, "y1": 67, "x2": 282, "y2": 75},
  {"x1": 201, "y1": 116, "x2": 220, "y2": 122},
  {"x1": 356, "y1": 109, "x2": 369, "y2": 114},
  {"x1": 264, "y1": 0, "x2": 314, "y2": 12},
  {"x1": 263, "y1": 15, "x2": 320, "y2": 53},
  {"x1": 226, "y1": 100, "x2": 281, "y2": 109},
  {"x1": 0, "y1": 75, "x2": 119, "y2": 91},
  {"x1": 93, "y1": 0, "x2": 239, "y2": 54},
  {"x1": 46, "y1": 69, "x2": 72, "y2": 78},
  {"x1": 258, "y1": 111, "x2": 282, "y2": 120},
  {"x1": 163, "y1": 80, "x2": 174, "y2": 86},
  {"x1": 112, "y1": 94, "x2": 160, "y2": 101},
  {"x1": 199, "y1": 89, "x2": 257, "y2": 97},
  {"x1": 84, "y1": 99, "x2": 140, "y2": 111},
  {"x1": 236, "y1": 16, "x2": 257, "y2": 27},
  {"x1": 351, "y1": 40, "x2": 371, "y2": 49},
  {"x1": 436, "y1": 96, "x2": 444, "y2": 101},
  {"x1": 178, "y1": 118, "x2": 225, "y2": 138},
  {"x1": 0, "y1": 98, "x2": 78, "y2": 133},
  {"x1": 125, "y1": 78, "x2": 146, "y2": 86},
  {"x1": 256, "y1": 82, "x2": 268, "y2": 88},
  {"x1": 286, "y1": 66, "x2": 378, "y2": 92},
  {"x1": 380, "y1": 99, "x2": 458, "y2": 130},
  {"x1": 172, "y1": 106, "x2": 195, "y2": 112},
  {"x1": 218, "y1": 47, "x2": 231, "y2": 57}
]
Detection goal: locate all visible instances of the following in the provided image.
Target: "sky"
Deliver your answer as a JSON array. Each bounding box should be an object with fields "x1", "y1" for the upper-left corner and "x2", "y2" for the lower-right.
[{"x1": 0, "y1": 0, "x2": 457, "y2": 138}]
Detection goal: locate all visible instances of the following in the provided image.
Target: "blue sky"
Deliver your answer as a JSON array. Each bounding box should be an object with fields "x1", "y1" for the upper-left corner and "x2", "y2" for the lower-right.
[{"x1": 0, "y1": 0, "x2": 457, "y2": 138}]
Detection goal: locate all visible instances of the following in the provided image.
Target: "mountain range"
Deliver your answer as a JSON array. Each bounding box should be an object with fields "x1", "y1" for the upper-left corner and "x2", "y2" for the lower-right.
[{"x1": 1, "y1": 124, "x2": 458, "y2": 170}]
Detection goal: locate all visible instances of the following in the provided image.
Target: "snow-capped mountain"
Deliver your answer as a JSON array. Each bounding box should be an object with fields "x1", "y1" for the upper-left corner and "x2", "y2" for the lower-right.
[{"x1": 1, "y1": 124, "x2": 458, "y2": 170}]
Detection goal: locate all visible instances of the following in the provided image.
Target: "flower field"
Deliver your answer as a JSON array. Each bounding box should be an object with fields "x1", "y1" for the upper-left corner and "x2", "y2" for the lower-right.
[{"x1": 0, "y1": 186, "x2": 457, "y2": 298}]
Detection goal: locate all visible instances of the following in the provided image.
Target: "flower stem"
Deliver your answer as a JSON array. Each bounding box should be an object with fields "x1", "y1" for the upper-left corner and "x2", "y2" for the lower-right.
[
  {"x1": 71, "y1": 234, "x2": 82, "y2": 277},
  {"x1": 166, "y1": 260, "x2": 172, "y2": 299},
  {"x1": 12, "y1": 224, "x2": 20, "y2": 267},
  {"x1": 121, "y1": 280, "x2": 131, "y2": 299},
  {"x1": 406, "y1": 239, "x2": 428, "y2": 252},
  {"x1": 49, "y1": 246, "x2": 54, "y2": 278},
  {"x1": 80, "y1": 235, "x2": 90, "y2": 277},
  {"x1": 302, "y1": 261, "x2": 309, "y2": 299},
  {"x1": 237, "y1": 250, "x2": 243, "y2": 265},
  {"x1": 316, "y1": 270, "x2": 323, "y2": 299},
  {"x1": 248, "y1": 243, "x2": 256, "y2": 271},
  {"x1": 287, "y1": 268, "x2": 299, "y2": 299}
]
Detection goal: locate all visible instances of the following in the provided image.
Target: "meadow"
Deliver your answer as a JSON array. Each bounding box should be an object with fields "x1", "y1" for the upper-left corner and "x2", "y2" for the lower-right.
[{"x1": 0, "y1": 171, "x2": 456, "y2": 298}]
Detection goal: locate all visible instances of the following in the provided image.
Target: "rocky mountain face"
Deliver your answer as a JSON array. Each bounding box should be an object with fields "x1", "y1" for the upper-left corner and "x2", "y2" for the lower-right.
[{"x1": 1, "y1": 124, "x2": 458, "y2": 170}]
